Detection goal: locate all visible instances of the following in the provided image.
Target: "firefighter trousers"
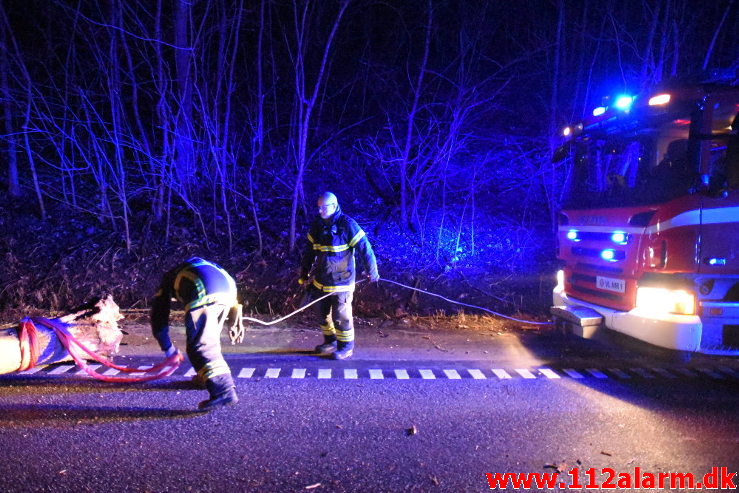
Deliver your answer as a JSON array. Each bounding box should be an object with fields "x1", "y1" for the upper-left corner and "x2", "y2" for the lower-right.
[
  {"x1": 312, "y1": 288, "x2": 354, "y2": 344},
  {"x1": 185, "y1": 303, "x2": 235, "y2": 397}
]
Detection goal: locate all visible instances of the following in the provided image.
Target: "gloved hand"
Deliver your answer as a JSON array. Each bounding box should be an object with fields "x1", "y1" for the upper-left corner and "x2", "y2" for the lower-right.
[
  {"x1": 368, "y1": 272, "x2": 380, "y2": 282},
  {"x1": 164, "y1": 345, "x2": 179, "y2": 358},
  {"x1": 298, "y1": 277, "x2": 307, "y2": 285}
]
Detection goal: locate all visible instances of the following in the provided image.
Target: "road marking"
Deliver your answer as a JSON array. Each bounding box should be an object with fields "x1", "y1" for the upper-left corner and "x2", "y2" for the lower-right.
[
  {"x1": 607, "y1": 368, "x2": 631, "y2": 379},
  {"x1": 539, "y1": 368, "x2": 560, "y2": 379},
  {"x1": 17, "y1": 362, "x2": 738, "y2": 382},
  {"x1": 650, "y1": 368, "x2": 676, "y2": 378},
  {"x1": 48, "y1": 365, "x2": 74, "y2": 375},
  {"x1": 515, "y1": 369, "x2": 536, "y2": 379},
  {"x1": 674, "y1": 368, "x2": 697, "y2": 377},
  {"x1": 696, "y1": 367, "x2": 723, "y2": 379},
  {"x1": 586, "y1": 368, "x2": 608, "y2": 379},
  {"x1": 718, "y1": 366, "x2": 739, "y2": 378},
  {"x1": 76, "y1": 364, "x2": 101, "y2": 376},
  {"x1": 631, "y1": 368, "x2": 655, "y2": 379}
]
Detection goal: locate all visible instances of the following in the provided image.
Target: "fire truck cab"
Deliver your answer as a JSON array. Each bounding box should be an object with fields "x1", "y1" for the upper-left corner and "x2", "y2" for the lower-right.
[{"x1": 551, "y1": 82, "x2": 739, "y2": 355}]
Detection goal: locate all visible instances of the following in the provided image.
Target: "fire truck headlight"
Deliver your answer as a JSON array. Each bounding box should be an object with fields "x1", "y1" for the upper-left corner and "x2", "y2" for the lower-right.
[
  {"x1": 556, "y1": 270, "x2": 565, "y2": 290},
  {"x1": 635, "y1": 287, "x2": 696, "y2": 315},
  {"x1": 648, "y1": 93, "x2": 671, "y2": 106}
]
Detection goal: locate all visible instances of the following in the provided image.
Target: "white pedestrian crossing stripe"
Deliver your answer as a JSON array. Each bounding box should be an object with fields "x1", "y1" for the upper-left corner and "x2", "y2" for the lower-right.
[
  {"x1": 264, "y1": 368, "x2": 281, "y2": 378},
  {"x1": 586, "y1": 368, "x2": 608, "y2": 379},
  {"x1": 631, "y1": 368, "x2": 654, "y2": 379},
  {"x1": 419, "y1": 369, "x2": 435, "y2": 380},
  {"x1": 539, "y1": 368, "x2": 560, "y2": 379},
  {"x1": 515, "y1": 369, "x2": 536, "y2": 379},
  {"x1": 369, "y1": 369, "x2": 384, "y2": 379},
  {"x1": 49, "y1": 365, "x2": 74, "y2": 375},
  {"x1": 76, "y1": 364, "x2": 101, "y2": 376},
  {"x1": 608, "y1": 368, "x2": 630, "y2": 379},
  {"x1": 650, "y1": 368, "x2": 676, "y2": 378},
  {"x1": 443, "y1": 369, "x2": 461, "y2": 380},
  {"x1": 292, "y1": 368, "x2": 306, "y2": 379}
]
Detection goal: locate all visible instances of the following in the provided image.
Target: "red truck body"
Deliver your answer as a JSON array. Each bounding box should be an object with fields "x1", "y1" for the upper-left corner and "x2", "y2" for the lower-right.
[{"x1": 551, "y1": 83, "x2": 739, "y2": 354}]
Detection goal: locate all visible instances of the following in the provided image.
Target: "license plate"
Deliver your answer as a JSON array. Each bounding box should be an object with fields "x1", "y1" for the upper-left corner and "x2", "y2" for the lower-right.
[{"x1": 596, "y1": 276, "x2": 625, "y2": 293}]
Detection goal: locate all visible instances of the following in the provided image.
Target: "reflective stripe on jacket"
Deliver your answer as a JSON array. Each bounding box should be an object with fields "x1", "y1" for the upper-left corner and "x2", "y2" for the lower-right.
[
  {"x1": 300, "y1": 207, "x2": 378, "y2": 293},
  {"x1": 151, "y1": 258, "x2": 237, "y2": 343}
]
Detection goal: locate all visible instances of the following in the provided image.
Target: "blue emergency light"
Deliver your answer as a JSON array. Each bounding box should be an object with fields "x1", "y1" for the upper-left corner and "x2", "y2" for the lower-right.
[
  {"x1": 610, "y1": 232, "x2": 628, "y2": 245},
  {"x1": 600, "y1": 249, "x2": 617, "y2": 261},
  {"x1": 615, "y1": 95, "x2": 634, "y2": 110}
]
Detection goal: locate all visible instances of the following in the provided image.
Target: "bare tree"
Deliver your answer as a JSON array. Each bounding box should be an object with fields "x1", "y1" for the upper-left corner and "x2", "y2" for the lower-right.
[{"x1": 286, "y1": 0, "x2": 350, "y2": 251}]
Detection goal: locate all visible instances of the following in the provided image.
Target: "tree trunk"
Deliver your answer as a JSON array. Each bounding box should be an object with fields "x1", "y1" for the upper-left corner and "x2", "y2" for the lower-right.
[{"x1": 0, "y1": 295, "x2": 124, "y2": 374}]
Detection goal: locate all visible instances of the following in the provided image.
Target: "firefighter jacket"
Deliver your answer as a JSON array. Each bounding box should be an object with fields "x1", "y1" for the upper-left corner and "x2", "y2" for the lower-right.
[
  {"x1": 151, "y1": 257, "x2": 237, "y2": 351},
  {"x1": 300, "y1": 206, "x2": 378, "y2": 293}
]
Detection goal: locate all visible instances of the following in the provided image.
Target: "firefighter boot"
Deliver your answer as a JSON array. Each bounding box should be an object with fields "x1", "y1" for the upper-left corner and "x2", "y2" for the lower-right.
[
  {"x1": 198, "y1": 374, "x2": 239, "y2": 411},
  {"x1": 315, "y1": 335, "x2": 338, "y2": 355},
  {"x1": 332, "y1": 340, "x2": 354, "y2": 360}
]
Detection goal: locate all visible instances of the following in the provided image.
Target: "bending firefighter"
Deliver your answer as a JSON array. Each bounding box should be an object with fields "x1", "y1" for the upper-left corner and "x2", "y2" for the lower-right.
[
  {"x1": 299, "y1": 192, "x2": 379, "y2": 360},
  {"x1": 151, "y1": 257, "x2": 239, "y2": 411}
]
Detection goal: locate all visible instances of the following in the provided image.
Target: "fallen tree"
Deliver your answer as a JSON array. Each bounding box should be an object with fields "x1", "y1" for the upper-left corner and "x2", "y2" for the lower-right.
[{"x1": 0, "y1": 295, "x2": 124, "y2": 374}]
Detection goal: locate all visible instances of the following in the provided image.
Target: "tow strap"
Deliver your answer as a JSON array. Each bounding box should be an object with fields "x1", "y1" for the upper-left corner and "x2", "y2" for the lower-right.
[
  {"x1": 233, "y1": 277, "x2": 551, "y2": 342},
  {"x1": 18, "y1": 317, "x2": 183, "y2": 382}
]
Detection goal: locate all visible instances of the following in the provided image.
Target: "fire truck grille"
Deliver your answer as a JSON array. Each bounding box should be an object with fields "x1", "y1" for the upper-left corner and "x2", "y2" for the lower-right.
[
  {"x1": 569, "y1": 283, "x2": 622, "y2": 301},
  {"x1": 574, "y1": 263, "x2": 624, "y2": 275}
]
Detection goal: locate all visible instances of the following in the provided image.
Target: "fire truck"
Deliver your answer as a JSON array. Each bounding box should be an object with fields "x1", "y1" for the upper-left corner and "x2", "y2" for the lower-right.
[{"x1": 551, "y1": 81, "x2": 739, "y2": 355}]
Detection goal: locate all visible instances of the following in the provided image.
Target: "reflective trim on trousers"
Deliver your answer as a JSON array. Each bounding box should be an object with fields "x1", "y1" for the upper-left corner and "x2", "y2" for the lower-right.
[
  {"x1": 320, "y1": 323, "x2": 336, "y2": 336},
  {"x1": 336, "y1": 328, "x2": 354, "y2": 343},
  {"x1": 198, "y1": 358, "x2": 231, "y2": 380}
]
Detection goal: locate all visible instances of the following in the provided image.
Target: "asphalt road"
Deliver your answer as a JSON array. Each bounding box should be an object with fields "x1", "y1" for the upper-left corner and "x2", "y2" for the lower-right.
[{"x1": 1, "y1": 324, "x2": 738, "y2": 492}]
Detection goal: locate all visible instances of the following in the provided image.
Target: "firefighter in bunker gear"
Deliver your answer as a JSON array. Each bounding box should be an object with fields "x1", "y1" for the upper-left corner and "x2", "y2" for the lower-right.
[
  {"x1": 151, "y1": 257, "x2": 239, "y2": 410},
  {"x1": 299, "y1": 192, "x2": 379, "y2": 360}
]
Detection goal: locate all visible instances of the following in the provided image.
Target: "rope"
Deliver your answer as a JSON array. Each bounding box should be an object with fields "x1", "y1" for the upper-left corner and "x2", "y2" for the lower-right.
[
  {"x1": 240, "y1": 289, "x2": 337, "y2": 326},
  {"x1": 236, "y1": 277, "x2": 550, "y2": 332},
  {"x1": 18, "y1": 317, "x2": 183, "y2": 382},
  {"x1": 379, "y1": 278, "x2": 552, "y2": 325}
]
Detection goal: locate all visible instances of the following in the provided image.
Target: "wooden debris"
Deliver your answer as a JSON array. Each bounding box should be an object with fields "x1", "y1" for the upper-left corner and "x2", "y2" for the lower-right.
[{"x1": 0, "y1": 295, "x2": 124, "y2": 374}]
